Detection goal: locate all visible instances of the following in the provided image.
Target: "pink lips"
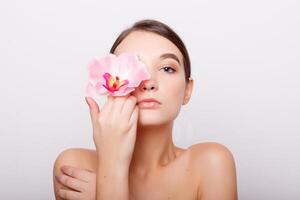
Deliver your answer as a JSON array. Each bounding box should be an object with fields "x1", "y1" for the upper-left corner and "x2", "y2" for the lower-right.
[{"x1": 137, "y1": 98, "x2": 161, "y2": 109}]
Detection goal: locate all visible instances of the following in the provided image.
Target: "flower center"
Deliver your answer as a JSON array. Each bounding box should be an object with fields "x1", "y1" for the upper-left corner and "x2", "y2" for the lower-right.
[{"x1": 102, "y1": 73, "x2": 129, "y2": 93}]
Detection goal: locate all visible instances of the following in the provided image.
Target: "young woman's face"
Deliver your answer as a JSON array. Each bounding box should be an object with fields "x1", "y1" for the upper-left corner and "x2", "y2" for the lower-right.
[{"x1": 114, "y1": 30, "x2": 192, "y2": 126}]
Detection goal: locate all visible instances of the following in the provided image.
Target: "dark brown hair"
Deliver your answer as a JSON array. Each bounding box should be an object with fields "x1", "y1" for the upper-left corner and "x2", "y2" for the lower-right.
[{"x1": 109, "y1": 19, "x2": 191, "y2": 83}]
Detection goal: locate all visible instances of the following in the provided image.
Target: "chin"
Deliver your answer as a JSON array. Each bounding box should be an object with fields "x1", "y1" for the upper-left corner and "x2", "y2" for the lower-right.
[
  {"x1": 137, "y1": 110, "x2": 172, "y2": 126},
  {"x1": 137, "y1": 110, "x2": 163, "y2": 126}
]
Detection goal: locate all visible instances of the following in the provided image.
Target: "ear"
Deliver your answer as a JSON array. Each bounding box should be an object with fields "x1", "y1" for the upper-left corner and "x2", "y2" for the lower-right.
[{"x1": 182, "y1": 77, "x2": 194, "y2": 105}]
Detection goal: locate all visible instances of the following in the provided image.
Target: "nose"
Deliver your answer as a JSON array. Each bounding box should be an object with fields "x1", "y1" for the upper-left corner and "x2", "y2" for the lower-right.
[{"x1": 138, "y1": 79, "x2": 157, "y2": 92}]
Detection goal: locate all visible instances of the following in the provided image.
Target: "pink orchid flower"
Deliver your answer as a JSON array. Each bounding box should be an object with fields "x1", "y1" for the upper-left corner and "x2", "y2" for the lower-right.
[{"x1": 84, "y1": 52, "x2": 151, "y2": 98}]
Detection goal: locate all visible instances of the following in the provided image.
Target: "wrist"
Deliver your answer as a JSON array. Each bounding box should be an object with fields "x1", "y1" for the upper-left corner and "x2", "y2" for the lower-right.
[
  {"x1": 97, "y1": 157, "x2": 129, "y2": 175},
  {"x1": 97, "y1": 152, "x2": 131, "y2": 169}
]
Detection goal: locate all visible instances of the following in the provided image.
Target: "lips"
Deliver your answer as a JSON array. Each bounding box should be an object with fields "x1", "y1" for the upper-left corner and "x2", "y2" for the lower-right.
[
  {"x1": 137, "y1": 98, "x2": 161, "y2": 105},
  {"x1": 137, "y1": 98, "x2": 161, "y2": 109}
]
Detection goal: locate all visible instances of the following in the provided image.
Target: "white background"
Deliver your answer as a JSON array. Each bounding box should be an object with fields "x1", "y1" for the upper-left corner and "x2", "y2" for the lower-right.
[{"x1": 0, "y1": 0, "x2": 299, "y2": 199}]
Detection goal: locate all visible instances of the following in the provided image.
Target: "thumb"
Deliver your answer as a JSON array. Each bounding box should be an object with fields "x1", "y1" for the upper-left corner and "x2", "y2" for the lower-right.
[{"x1": 85, "y1": 96, "x2": 100, "y2": 122}]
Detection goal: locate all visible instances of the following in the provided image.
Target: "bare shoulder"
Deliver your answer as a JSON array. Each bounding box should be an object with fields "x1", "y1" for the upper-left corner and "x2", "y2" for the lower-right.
[
  {"x1": 52, "y1": 148, "x2": 97, "y2": 199},
  {"x1": 53, "y1": 147, "x2": 98, "y2": 176},
  {"x1": 188, "y1": 142, "x2": 238, "y2": 200},
  {"x1": 189, "y1": 142, "x2": 235, "y2": 164}
]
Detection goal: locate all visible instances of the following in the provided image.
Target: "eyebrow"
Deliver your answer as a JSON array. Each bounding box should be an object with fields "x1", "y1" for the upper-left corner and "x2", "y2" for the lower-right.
[{"x1": 159, "y1": 53, "x2": 181, "y2": 65}]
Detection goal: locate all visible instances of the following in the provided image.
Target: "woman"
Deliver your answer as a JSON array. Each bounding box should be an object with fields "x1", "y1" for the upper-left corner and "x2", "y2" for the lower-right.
[{"x1": 53, "y1": 19, "x2": 237, "y2": 200}]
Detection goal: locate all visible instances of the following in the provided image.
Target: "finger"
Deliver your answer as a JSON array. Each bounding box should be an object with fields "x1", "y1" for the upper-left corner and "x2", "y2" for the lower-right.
[
  {"x1": 122, "y1": 96, "x2": 138, "y2": 122},
  {"x1": 85, "y1": 97, "x2": 100, "y2": 125},
  {"x1": 58, "y1": 189, "x2": 82, "y2": 200},
  {"x1": 100, "y1": 94, "x2": 114, "y2": 118},
  {"x1": 129, "y1": 105, "x2": 139, "y2": 126},
  {"x1": 61, "y1": 165, "x2": 95, "y2": 182},
  {"x1": 111, "y1": 95, "x2": 129, "y2": 120},
  {"x1": 56, "y1": 174, "x2": 85, "y2": 192}
]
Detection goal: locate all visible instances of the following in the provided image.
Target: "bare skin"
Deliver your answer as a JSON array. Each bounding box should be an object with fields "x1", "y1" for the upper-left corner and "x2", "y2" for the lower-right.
[
  {"x1": 53, "y1": 30, "x2": 237, "y2": 199},
  {"x1": 53, "y1": 143, "x2": 237, "y2": 200}
]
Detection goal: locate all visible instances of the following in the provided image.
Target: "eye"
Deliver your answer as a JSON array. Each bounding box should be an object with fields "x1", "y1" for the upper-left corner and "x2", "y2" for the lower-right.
[{"x1": 161, "y1": 66, "x2": 176, "y2": 73}]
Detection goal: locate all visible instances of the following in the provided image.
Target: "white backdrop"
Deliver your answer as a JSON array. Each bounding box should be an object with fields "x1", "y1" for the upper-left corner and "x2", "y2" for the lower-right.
[{"x1": 0, "y1": 0, "x2": 299, "y2": 199}]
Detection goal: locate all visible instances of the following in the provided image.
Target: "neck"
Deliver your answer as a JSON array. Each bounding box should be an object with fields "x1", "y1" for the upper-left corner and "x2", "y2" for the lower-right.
[{"x1": 129, "y1": 121, "x2": 177, "y2": 178}]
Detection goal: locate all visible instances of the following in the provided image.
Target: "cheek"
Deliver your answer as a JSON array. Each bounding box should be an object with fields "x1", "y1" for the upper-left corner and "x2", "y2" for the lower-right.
[
  {"x1": 162, "y1": 78, "x2": 186, "y2": 104},
  {"x1": 161, "y1": 82, "x2": 185, "y2": 117}
]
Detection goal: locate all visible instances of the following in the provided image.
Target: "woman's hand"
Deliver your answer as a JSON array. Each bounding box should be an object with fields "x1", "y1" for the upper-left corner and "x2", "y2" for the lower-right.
[
  {"x1": 55, "y1": 165, "x2": 96, "y2": 200},
  {"x1": 85, "y1": 94, "x2": 139, "y2": 167}
]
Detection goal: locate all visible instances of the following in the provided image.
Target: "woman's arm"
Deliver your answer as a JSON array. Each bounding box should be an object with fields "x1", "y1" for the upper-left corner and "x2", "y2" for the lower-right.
[
  {"x1": 53, "y1": 148, "x2": 130, "y2": 200},
  {"x1": 53, "y1": 148, "x2": 97, "y2": 200},
  {"x1": 85, "y1": 96, "x2": 138, "y2": 200},
  {"x1": 96, "y1": 156, "x2": 130, "y2": 200},
  {"x1": 53, "y1": 148, "x2": 79, "y2": 200}
]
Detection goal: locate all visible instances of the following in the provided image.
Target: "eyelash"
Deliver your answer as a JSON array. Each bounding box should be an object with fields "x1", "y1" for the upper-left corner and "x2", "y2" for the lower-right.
[{"x1": 161, "y1": 66, "x2": 176, "y2": 73}]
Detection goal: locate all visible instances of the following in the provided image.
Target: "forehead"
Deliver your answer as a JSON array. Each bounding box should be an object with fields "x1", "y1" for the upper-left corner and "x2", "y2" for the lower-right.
[{"x1": 114, "y1": 31, "x2": 184, "y2": 65}]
